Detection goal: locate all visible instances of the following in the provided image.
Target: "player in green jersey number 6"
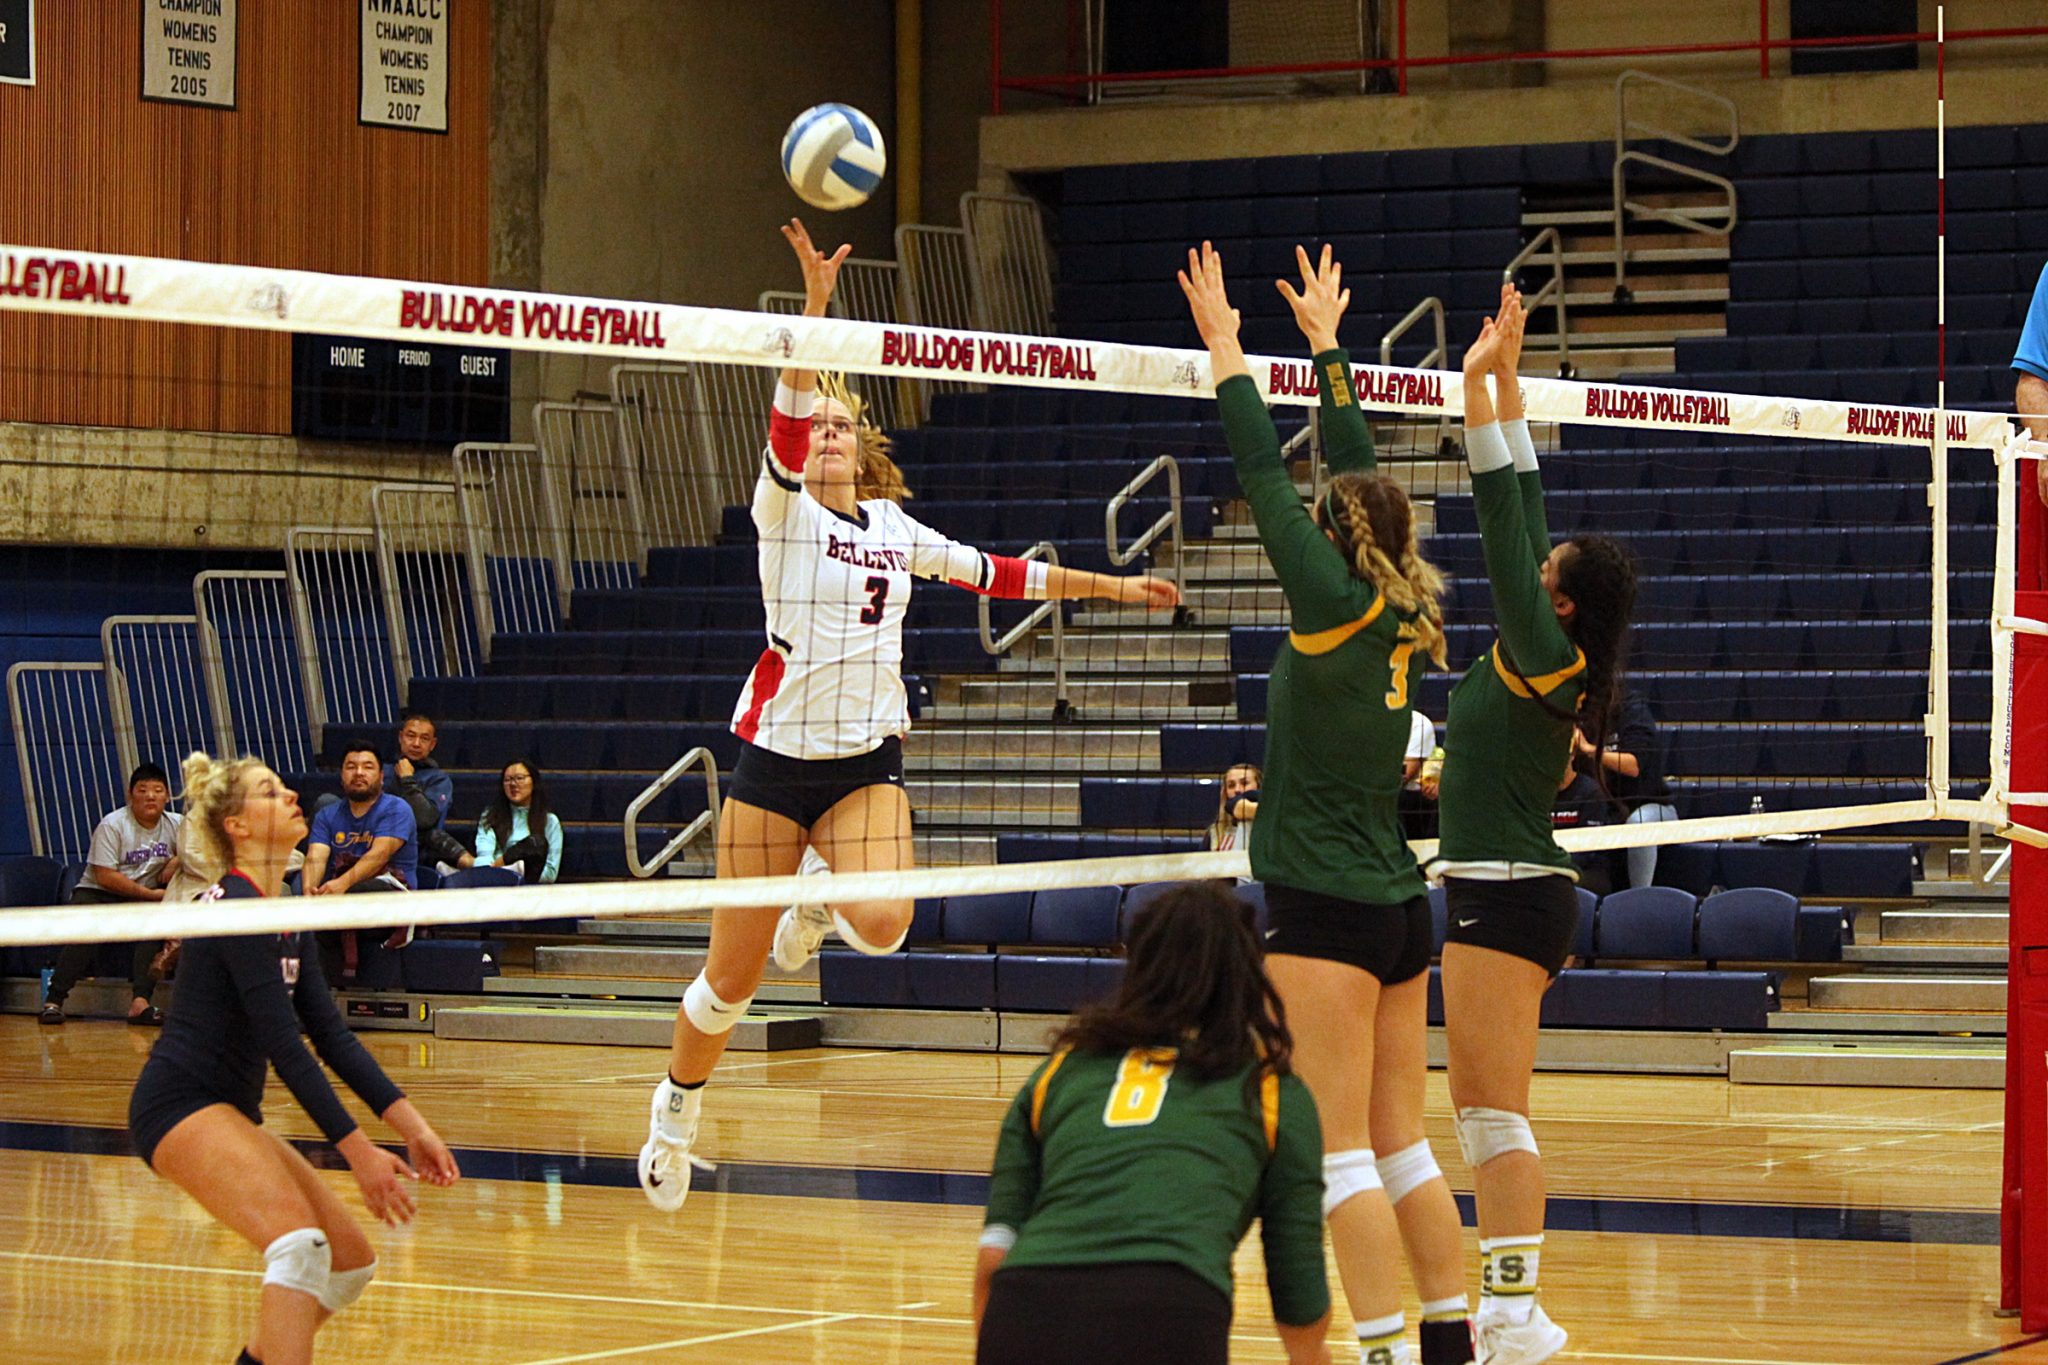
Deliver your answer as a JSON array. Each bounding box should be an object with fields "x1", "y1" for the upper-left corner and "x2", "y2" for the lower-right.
[
  {"x1": 975, "y1": 883, "x2": 1332, "y2": 1365},
  {"x1": 1181, "y1": 240, "x2": 1474, "y2": 1365},
  {"x1": 1435, "y1": 286, "x2": 1636, "y2": 1365}
]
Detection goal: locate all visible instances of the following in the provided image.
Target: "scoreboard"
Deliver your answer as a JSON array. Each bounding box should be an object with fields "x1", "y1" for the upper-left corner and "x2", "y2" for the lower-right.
[{"x1": 291, "y1": 333, "x2": 511, "y2": 446}]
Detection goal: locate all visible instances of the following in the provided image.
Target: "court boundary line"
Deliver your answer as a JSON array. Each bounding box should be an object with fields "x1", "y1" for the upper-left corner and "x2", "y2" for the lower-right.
[{"x1": 1925, "y1": 1332, "x2": 2048, "y2": 1365}]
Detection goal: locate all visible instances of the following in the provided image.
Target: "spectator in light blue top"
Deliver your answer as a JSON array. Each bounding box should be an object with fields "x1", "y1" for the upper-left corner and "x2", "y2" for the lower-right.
[
  {"x1": 473, "y1": 760, "x2": 563, "y2": 884},
  {"x1": 2012, "y1": 260, "x2": 2048, "y2": 505}
]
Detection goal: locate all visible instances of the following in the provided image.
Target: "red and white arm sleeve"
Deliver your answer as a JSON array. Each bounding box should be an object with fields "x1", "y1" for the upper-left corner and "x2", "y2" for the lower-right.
[
  {"x1": 905, "y1": 519, "x2": 1051, "y2": 600},
  {"x1": 754, "y1": 381, "x2": 814, "y2": 529}
]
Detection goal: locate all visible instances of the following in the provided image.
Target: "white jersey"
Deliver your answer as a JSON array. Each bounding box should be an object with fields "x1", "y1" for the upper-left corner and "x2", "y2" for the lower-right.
[{"x1": 733, "y1": 387, "x2": 1047, "y2": 760}]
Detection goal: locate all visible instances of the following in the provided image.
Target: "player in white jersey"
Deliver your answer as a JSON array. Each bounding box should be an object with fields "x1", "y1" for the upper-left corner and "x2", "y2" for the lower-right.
[{"x1": 639, "y1": 220, "x2": 1180, "y2": 1211}]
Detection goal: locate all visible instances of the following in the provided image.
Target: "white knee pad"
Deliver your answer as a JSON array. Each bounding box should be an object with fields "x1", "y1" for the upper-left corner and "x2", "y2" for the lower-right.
[
  {"x1": 682, "y1": 975, "x2": 753, "y2": 1036},
  {"x1": 831, "y1": 908, "x2": 908, "y2": 956},
  {"x1": 1455, "y1": 1107, "x2": 1538, "y2": 1169},
  {"x1": 1321, "y1": 1147, "x2": 1382, "y2": 1219},
  {"x1": 262, "y1": 1227, "x2": 331, "y2": 1302},
  {"x1": 1376, "y1": 1138, "x2": 1444, "y2": 1205},
  {"x1": 319, "y1": 1258, "x2": 376, "y2": 1313}
]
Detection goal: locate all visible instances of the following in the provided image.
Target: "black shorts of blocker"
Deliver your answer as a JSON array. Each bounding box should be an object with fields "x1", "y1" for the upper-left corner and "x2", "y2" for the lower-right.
[
  {"x1": 1442, "y1": 874, "x2": 1581, "y2": 977},
  {"x1": 1261, "y1": 883, "x2": 1433, "y2": 986},
  {"x1": 724, "y1": 737, "x2": 905, "y2": 831},
  {"x1": 977, "y1": 1263, "x2": 1232, "y2": 1365},
  {"x1": 128, "y1": 1063, "x2": 258, "y2": 1169}
]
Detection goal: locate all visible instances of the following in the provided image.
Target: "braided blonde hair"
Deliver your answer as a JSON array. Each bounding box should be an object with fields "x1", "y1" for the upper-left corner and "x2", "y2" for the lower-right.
[
  {"x1": 179, "y1": 750, "x2": 266, "y2": 879},
  {"x1": 1324, "y1": 472, "x2": 1448, "y2": 668},
  {"x1": 815, "y1": 372, "x2": 911, "y2": 504}
]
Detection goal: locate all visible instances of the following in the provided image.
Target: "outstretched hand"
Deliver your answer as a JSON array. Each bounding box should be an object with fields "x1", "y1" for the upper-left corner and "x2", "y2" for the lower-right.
[
  {"x1": 1177, "y1": 241, "x2": 1242, "y2": 353},
  {"x1": 781, "y1": 218, "x2": 852, "y2": 317},
  {"x1": 1275, "y1": 243, "x2": 1350, "y2": 353},
  {"x1": 1491, "y1": 281, "x2": 1527, "y2": 376}
]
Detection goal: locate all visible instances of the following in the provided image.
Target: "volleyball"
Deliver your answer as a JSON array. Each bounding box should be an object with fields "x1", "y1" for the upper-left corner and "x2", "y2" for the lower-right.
[{"x1": 781, "y1": 103, "x2": 888, "y2": 211}]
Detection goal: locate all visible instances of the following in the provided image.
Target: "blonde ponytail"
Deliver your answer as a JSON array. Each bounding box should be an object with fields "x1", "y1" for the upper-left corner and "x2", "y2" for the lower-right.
[
  {"x1": 816, "y1": 371, "x2": 912, "y2": 504},
  {"x1": 179, "y1": 750, "x2": 263, "y2": 879},
  {"x1": 1328, "y1": 474, "x2": 1449, "y2": 669}
]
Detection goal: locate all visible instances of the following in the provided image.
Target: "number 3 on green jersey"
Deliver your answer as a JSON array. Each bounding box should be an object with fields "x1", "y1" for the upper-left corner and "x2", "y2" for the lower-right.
[
  {"x1": 1103, "y1": 1049, "x2": 1176, "y2": 1127},
  {"x1": 1385, "y1": 622, "x2": 1420, "y2": 710}
]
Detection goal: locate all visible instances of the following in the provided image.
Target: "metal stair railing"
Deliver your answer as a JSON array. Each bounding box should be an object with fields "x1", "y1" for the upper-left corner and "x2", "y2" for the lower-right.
[
  {"x1": 1505, "y1": 227, "x2": 1575, "y2": 379},
  {"x1": 625, "y1": 746, "x2": 722, "y2": 878},
  {"x1": 1611, "y1": 70, "x2": 1739, "y2": 300},
  {"x1": 978, "y1": 541, "x2": 1069, "y2": 719},
  {"x1": 1108, "y1": 454, "x2": 1185, "y2": 605}
]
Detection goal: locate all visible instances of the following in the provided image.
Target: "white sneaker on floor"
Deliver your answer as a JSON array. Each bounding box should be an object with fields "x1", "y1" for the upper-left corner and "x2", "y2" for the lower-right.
[
  {"x1": 1477, "y1": 1305, "x2": 1566, "y2": 1365},
  {"x1": 771, "y1": 849, "x2": 835, "y2": 973},
  {"x1": 638, "y1": 1083, "x2": 710, "y2": 1213}
]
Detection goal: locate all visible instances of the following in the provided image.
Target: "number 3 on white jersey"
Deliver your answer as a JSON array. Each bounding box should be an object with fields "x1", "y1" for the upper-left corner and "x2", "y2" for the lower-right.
[{"x1": 1103, "y1": 1049, "x2": 1175, "y2": 1127}]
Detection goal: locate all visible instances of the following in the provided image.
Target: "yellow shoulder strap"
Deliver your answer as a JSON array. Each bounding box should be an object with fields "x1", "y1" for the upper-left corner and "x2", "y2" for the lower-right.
[
  {"x1": 1260, "y1": 1072, "x2": 1281, "y2": 1152},
  {"x1": 1030, "y1": 1047, "x2": 1071, "y2": 1137},
  {"x1": 1490, "y1": 641, "x2": 1586, "y2": 698},
  {"x1": 1289, "y1": 595, "x2": 1385, "y2": 656}
]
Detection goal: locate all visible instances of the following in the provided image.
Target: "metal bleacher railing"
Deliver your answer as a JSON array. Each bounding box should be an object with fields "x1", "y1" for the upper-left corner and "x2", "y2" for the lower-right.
[
  {"x1": 101, "y1": 615, "x2": 213, "y2": 783},
  {"x1": 6, "y1": 662, "x2": 127, "y2": 863},
  {"x1": 1611, "y1": 70, "x2": 1739, "y2": 301}
]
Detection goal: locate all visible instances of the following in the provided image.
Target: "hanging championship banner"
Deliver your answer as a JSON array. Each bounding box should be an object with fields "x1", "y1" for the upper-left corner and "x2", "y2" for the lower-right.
[
  {"x1": 359, "y1": 0, "x2": 449, "y2": 132},
  {"x1": 0, "y1": 0, "x2": 33, "y2": 87},
  {"x1": 141, "y1": 0, "x2": 237, "y2": 109}
]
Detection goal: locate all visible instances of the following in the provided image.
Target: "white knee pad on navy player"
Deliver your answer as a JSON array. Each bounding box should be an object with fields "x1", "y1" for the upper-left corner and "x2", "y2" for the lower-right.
[
  {"x1": 682, "y1": 975, "x2": 753, "y2": 1035},
  {"x1": 320, "y1": 1258, "x2": 377, "y2": 1313},
  {"x1": 1322, "y1": 1147, "x2": 1382, "y2": 1218},
  {"x1": 1455, "y1": 1107, "x2": 1538, "y2": 1168},
  {"x1": 831, "y1": 909, "x2": 908, "y2": 956},
  {"x1": 262, "y1": 1228, "x2": 331, "y2": 1302},
  {"x1": 1376, "y1": 1138, "x2": 1444, "y2": 1205}
]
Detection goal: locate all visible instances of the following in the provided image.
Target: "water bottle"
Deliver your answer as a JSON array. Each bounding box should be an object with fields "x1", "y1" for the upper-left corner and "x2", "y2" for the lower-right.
[{"x1": 1748, "y1": 794, "x2": 1766, "y2": 818}]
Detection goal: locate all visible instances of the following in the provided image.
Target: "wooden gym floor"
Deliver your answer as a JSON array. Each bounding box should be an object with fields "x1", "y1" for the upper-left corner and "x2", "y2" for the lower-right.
[{"x1": 0, "y1": 1014, "x2": 2033, "y2": 1364}]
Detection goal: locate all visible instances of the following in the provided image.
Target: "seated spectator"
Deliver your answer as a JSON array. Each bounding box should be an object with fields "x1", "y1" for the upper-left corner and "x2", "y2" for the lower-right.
[
  {"x1": 1578, "y1": 689, "x2": 1676, "y2": 889},
  {"x1": 387, "y1": 710, "x2": 473, "y2": 872},
  {"x1": 1400, "y1": 708, "x2": 1438, "y2": 842},
  {"x1": 40, "y1": 763, "x2": 181, "y2": 1026},
  {"x1": 471, "y1": 760, "x2": 563, "y2": 884},
  {"x1": 304, "y1": 744, "x2": 418, "y2": 972},
  {"x1": 1207, "y1": 763, "x2": 1261, "y2": 854},
  {"x1": 1552, "y1": 760, "x2": 1619, "y2": 898}
]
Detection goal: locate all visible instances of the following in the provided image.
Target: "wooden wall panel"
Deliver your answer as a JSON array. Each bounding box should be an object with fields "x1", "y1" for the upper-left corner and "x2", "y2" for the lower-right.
[{"x1": 0, "y1": 2, "x2": 491, "y2": 434}]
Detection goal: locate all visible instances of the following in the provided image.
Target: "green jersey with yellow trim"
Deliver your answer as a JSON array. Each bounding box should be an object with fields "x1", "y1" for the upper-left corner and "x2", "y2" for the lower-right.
[
  {"x1": 1217, "y1": 351, "x2": 1429, "y2": 906},
  {"x1": 982, "y1": 1046, "x2": 1329, "y2": 1328},
  {"x1": 1435, "y1": 458, "x2": 1586, "y2": 873}
]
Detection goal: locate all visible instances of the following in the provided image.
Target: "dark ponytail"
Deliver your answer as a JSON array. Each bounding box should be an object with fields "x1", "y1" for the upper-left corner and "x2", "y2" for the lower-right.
[
  {"x1": 1498, "y1": 534, "x2": 1636, "y2": 800},
  {"x1": 1053, "y1": 882, "x2": 1292, "y2": 1088}
]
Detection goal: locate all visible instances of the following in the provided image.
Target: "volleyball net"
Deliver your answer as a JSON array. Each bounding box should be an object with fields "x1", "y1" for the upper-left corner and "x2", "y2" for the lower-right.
[{"x1": 0, "y1": 239, "x2": 2037, "y2": 947}]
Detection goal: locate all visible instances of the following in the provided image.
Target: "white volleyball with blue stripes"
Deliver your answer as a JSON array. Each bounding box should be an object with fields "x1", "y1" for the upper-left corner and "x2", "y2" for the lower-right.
[{"x1": 781, "y1": 103, "x2": 887, "y2": 211}]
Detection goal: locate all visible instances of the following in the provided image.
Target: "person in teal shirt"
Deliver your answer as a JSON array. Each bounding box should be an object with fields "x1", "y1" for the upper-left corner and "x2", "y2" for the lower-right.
[{"x1": 471, "y1": 760, "x2": 563, "y2": 884}]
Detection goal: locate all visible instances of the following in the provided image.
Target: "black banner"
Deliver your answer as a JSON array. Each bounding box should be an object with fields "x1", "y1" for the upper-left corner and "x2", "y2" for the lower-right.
[
  {"x1": 0, "y1": 0, "x2": 32, "y2": 86},
  {"x1": 292, "y1": 334, "x2": 510, "y2": 447}
]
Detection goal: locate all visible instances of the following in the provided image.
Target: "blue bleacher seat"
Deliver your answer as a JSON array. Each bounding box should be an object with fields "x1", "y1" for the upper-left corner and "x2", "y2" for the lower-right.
[
  {"x1": 906, "y1": 953, "x2": 997, "y2": 1009},
  {"x1": 1574, "y1": 887, "x2": 1598, "y2": 961},
  {"x1": 439, "y1": 866, "x2": 521, "y2": 893},
  {"x1": 1559, "y1": 969, "x2": 1665, "y2": 1029},
  {"x1": 1596, "y1": 887, "x2": 1698, "y2": 960},
  {"x1": 1663, "y1": 971, "x2": 1779, "y2": 1031},
  {"x1": 0, "y1": 854, "x2": 63, "y2": 908},
  {"x1": 1714, "y1": 841, "x2": 1812, "y2": 896},
  {"x1": 996, "y1": 956, "x2": 1103, "y2": 1013},
  {"x1": 945, "y1": 892, "x2": 1032, "y2": 945},
  {"x1": 401, "y1": 940, "x2": 501, "y2": 993},
  {"x1": 1428, "y1": 886, "x2": 1448, "y2": 953},
  {"x1": 1805, "y1": 843, "x2": 1916, "y2": 899},
  {"x1": 819, "y1": 950, "x2": 910, "y2": 1007},
  {"x1": 1650, "y1": 843, "x2": 1717, "y2": 897},
  {"x1": 1029, "y1": 886, "x2": 1122, "y2": 947},
  {"x1": 1236, "y1": 881, "x2": 1268, "y2": 936},
  {"x1": 1795, "y1": 906, "x2": 1846, "y2": 963},
  {"x1": 1697, "y1": 888, "x2": 1800, "y2": 962},
  {"x1": 909, "y1": 898, "x2": 943, "y2": 946}
]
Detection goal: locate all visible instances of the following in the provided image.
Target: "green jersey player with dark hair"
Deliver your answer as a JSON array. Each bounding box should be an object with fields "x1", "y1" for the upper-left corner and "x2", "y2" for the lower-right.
[
  {"x1": 1434, "y1": 284, "x2": 1636, "y2": 1365},
  {"x1": 974, "y1": 882, "x2": 1330, "y2": 1365},
  {"x1": 1181, "y1": 239, "x2": 1473, "y2": 1365}
]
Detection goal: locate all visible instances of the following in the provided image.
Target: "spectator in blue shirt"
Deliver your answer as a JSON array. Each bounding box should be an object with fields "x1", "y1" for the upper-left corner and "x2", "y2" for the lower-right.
[
  {"x1": 472, "y1": 760, "x2": 563, "y2": 884},
  {"x1": 2013, "y1": 261, "x2": 2048, "y2": 505},
  {"x1": 304, "y1": 745, "x2": 418, "y2": 967}
]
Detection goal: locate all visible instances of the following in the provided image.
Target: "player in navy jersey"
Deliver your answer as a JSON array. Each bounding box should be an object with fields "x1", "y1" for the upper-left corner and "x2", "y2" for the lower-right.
[
  {"x1": 129, "y1": 752, "x2": 459, "y2": 1365},
  {"x1": 639, "y1": 220, "x2": 1181, "y2": 1211}
]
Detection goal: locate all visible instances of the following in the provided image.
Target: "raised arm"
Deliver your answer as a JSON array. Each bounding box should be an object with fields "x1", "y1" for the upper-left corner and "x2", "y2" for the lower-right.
[
  {"x1": 1278, "y1": 244, "x2": 1375, "y2": 475},
  {"x1": 777, "y1": 218, "x2": 850, "y2": 396},
  {"x1": 903, "y1": 515, "x2": 1179, "y2": 612},
  {"x1": 1259, "y1": 1076, "x2": 1334, "y2": 1364},
  {"x1": 755, "y1": 221, "x2": 850, "y2": 531},
  {"x1": 1463, "y1": 290, "x2": 1578, "y2": 675},
  {"x1": 1182, "y1": 242, "x2": 1365, "y2": 632}
]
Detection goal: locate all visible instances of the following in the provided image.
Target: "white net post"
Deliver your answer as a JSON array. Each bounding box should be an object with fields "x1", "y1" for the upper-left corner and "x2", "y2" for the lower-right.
[
  {"x1": 5, "y1": 662, "x2": 125, "y2": 863},
  {"x1": 99, "y1": 615, "x2": 212, "y2": 784}
]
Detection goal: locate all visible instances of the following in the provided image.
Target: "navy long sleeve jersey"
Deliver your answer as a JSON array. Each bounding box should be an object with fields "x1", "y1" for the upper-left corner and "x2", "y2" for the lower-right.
[{"x1": 140, "y1": 871, "x2": 404, "y2": 1143}]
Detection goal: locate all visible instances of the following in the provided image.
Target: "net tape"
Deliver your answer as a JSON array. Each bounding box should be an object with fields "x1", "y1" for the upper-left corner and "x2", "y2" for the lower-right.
[
  {"x1": 0, "y1": 242, "x2": 2030, "y2": 940},
  {"x1": 0, "y1": 242, "x2": 2015, "y2": 445}
]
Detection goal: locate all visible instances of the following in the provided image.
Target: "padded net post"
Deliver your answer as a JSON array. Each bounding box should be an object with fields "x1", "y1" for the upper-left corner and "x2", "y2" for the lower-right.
[{"x1": 2007, "y1": 446, "x2": 2048, "y2": 1325}]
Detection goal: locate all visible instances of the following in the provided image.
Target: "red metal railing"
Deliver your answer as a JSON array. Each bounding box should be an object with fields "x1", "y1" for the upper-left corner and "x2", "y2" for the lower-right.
[{"x1": 989, "y1": 0, "x2": 2048, "y2": 114}]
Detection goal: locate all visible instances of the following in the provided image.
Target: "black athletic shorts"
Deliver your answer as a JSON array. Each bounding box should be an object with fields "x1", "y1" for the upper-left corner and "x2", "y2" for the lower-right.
[
  {"x1": 977, "y1": 1262, "x2": 1232, "y2": 1365},
  {"x1": 724, "y1": 737, "x2": 905, "y2": 830},
  {"x1": 1441, "y1": 874, "x2": 1581, "y2": 977},
  {"x1": 1262, "y1": 883, "x2": 1433, "y2": 986},
  {"x1": 128, "y1": 1062, "x2": 259, "y2": 1169}
]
